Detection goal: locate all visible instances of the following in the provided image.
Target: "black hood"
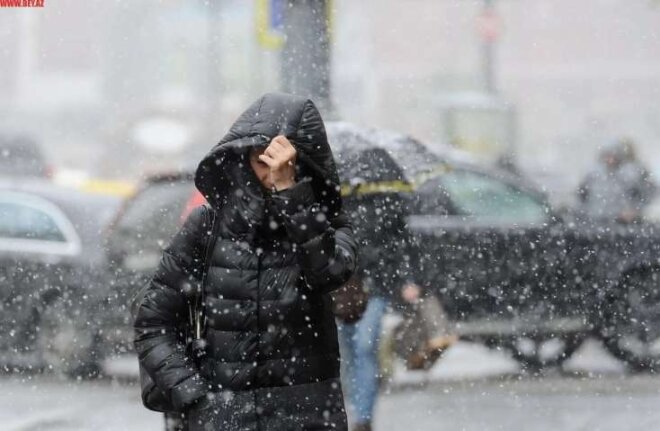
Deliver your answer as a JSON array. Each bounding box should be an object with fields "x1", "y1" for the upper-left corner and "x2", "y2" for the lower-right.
[{"x1": 195, "y1": 93, "x2": 342, "y2": 218}]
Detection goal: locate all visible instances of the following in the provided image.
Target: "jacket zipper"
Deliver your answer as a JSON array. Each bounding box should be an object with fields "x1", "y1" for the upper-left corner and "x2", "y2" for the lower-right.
[{"x1": 254, "y1": 245, "x2": 263, "y2": 431}]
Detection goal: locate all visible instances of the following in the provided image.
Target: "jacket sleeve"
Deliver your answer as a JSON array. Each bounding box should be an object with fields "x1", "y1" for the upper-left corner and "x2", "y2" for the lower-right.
[
  {"x1": 133, "y1": 206, "x2": 210, "y2": 410},
  {"x1": 271, "y1": 179, "x2": 358, "y2": 294}
]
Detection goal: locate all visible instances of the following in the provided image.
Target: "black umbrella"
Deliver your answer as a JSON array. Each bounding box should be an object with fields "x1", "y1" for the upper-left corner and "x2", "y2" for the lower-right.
[{"x1": 325, "y1": 122, "x2": 441, "y2": 196}]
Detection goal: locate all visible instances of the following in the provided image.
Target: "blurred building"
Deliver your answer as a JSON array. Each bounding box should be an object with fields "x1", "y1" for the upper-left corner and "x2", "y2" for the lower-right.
[
  {"x1": 0, "y1": 0, "x2": 278, "y2": 178},
  {"x1": 2, "y1": 0, "x2": 660, "y2": 199},
  {"x1": 333, "y1": 0, "x2": 660, "y2": 199},
  {"x1": 0, "y1": 1, "x2": 107, "y2": 171}
]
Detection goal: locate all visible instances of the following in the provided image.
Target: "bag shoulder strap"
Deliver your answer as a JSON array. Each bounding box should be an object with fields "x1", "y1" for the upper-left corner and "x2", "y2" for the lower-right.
[{"x1": 192, "y1": 204, "x2": 219, "y2": 338}]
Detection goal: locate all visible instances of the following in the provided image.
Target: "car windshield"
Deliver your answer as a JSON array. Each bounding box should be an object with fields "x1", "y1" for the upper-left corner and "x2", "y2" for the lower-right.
[{"x1": 422, "y1": 169, "x2": 548, "y2": 225}]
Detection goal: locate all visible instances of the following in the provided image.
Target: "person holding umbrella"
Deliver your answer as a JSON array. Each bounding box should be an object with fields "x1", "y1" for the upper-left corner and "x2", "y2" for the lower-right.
[
  {"x1": 337, "y1": 189, "x2": 418, "y2": 431},
  {"x1": 326, "y1": 130, "x2": 446, "y2": 431}
]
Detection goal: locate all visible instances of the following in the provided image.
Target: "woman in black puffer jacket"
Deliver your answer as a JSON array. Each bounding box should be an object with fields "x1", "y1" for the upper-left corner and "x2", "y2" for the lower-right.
[{"x1": 134, "y1": 93, "x2": 357, "y2": 430}]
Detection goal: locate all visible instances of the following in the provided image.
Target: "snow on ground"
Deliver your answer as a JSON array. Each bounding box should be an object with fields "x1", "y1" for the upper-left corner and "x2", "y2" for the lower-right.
[
  {"x1": 563, "y1": 338, "x2": 627, "y2": 374},
  {"x1": 386, "y1": 337, "x2": 626, "y2": 387},
  {"x1": 0, "y1": 375, "x2": 160, "y2": 431},
  {"x1": 375, "y1": 374, "x2": 660, "y2": 431},
  {"x1": 0, "y1": 336, "x2": 641, "y2": 430}
]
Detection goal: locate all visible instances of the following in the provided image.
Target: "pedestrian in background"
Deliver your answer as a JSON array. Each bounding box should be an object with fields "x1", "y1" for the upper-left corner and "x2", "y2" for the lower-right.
[
  {"x1": 337, "y1": 191, "x2": 436, "y2": 431},
  {"x1": 578, "y1": 138, "x2": 656, "y2": 223},
  {"x1": 134, "y1": 93, "x2": 357, "y2": 430}
]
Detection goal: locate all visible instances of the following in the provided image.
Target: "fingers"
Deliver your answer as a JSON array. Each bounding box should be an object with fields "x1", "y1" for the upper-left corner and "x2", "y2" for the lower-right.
[
  {"x1": 270, "y1": 136, "x2": 295, "y2": 154},
  {"x1": 258, "y1": 153, "x2": 277, "y2": 167},
  {"x1": 264, "y1": 145, "x2": 282, "y2": 160},
  {"x1": 271, "y1": 135, "x2": 293, "y2": 149},
  {"x1": 258, "y1": 136, "x2": 297, "y2": 191},
  {"x1": 265, "y1": 135, "x2": 296, "y2": 165}
]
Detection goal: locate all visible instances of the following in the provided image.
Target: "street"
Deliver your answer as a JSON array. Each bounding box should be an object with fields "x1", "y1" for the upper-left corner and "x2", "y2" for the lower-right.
[
  {"x1": 2, "y1": 339, "x2": 660, "y2": 431},
  {"x1": 375, "y1": 375, "x2": 660, "y2": 431}
]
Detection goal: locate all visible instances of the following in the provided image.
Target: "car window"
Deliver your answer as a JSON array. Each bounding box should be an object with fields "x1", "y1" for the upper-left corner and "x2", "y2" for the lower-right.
[
  {"x1": 0, "y1": 201, "x2": 67, "y2": 242},
  {"x1": 117, "y1": 180, "x2": 192, "y2": 245},
  {"x1": 417, "y1": 169, "x2": 548, "y2": 224}
]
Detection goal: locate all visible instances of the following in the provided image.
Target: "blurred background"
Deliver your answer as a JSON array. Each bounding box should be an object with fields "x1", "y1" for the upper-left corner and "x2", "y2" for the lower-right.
[{"x1": 2, "y1": 0, "x2": 660, "y2": 200}]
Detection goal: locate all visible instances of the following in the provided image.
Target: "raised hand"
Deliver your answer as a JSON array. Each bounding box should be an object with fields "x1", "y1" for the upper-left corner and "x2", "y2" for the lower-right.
[{"x1": 258, "y1": 135, "x2": 297, "y2": 191}]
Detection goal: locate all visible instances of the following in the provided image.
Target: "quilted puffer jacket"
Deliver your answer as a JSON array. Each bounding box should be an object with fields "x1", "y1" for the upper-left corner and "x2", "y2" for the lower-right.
[{"x1": 134, "y1": 93, "x2": 357, "y2": 430}]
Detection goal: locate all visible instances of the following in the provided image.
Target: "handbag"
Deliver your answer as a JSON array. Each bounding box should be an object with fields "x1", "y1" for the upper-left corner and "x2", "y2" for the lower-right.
[
  {"x1": 132, "y1": 204, "x2": 218, "y2": 413},
  {"x1": 392, "y1": 294, "x2": 457, "y2": 370},
  {"x1": 330, "y1": 274, "x2": 368, "y2": 323}
]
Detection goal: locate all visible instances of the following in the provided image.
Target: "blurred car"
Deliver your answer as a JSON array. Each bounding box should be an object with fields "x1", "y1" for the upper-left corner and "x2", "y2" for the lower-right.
[
  {"x1": 0, "y1": 135, "x2": 53, "y2": 178},
  {"x1": 401, "y1": 147, "x2": 660, "y2": 370},
  {"x1": 0, "y1": 179, "x2": 120, "y2": 376},
  {"x1": 328, "y1": 123, "x2": 660, "y2": 371},
  {"x1": 101, "y1": 171, "x2": 204, "y2": 356}
]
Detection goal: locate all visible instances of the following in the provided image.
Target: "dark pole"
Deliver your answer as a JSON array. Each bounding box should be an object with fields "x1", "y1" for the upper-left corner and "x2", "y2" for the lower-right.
[
  {"x1": 481, "y1": 0, "x2": 496, "y2": 94},
  {"x1": 281, "y1": 0, "x2": 334, "y2": 118}
]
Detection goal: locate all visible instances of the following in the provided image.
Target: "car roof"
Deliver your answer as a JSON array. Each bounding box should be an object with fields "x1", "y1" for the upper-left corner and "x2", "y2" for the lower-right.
[{"x1": 0, "y1": 178, "x2": 118, "y2": 209}]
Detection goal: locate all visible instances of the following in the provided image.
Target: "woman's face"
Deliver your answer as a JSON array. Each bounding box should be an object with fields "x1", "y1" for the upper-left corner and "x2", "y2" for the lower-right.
[{"x1": 249, "y1": 146, "x2": 273, "y2": 189}]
